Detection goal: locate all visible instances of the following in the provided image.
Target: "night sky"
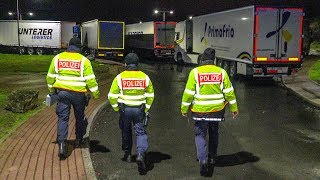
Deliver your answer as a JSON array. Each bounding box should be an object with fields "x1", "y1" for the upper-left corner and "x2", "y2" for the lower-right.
[{"x1": 0, "y1": 0, "x2": 319, "y2": 23}]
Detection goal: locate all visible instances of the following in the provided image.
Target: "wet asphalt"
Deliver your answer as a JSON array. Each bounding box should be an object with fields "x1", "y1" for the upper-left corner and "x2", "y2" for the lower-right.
[{"x1": 90, "y1": 62, "x2": 320, "y2": 179}]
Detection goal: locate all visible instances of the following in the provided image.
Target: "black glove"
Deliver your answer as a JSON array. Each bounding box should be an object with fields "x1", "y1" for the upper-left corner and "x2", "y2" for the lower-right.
[{"x1": 143, "y1": 112, "x2": 150, "y2": 127}]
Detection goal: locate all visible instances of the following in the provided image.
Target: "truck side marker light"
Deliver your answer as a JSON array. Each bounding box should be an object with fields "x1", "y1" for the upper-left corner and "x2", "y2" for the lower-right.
[
  {"x1": 289, "y1": 57, "x2": 299, "y2": 61},
  {"x1": 257, "y1": 57, "x2": 267, "y2": 61}
]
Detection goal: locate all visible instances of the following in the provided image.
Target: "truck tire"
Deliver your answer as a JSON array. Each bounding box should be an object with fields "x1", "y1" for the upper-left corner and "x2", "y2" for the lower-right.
[
  {"x1": 27, "y1": 47, "x2": 34, "y2": 55},
  {"x1": 229, "y1": 61, "x2": 237, "y2": 78},
  {"x1": 52, "y1": 49, "x2": 59, "y2": 55},
  {"x1": 177, "y1": 53, "x2": 184, "y2": 65},
  {"x1": 36, "y1": 48, "x2": 43, "y2": 55},
  {"x1": 19, "y1": 47, "x2": 26, "y2": 55},
  {"x1": 90, "y1": 49, "x2": 96, "y2": 60},
  {"x1": 222, "y1": 61, "x2": 230, "y2": 74},
  {"x1": 217, "y1": 59, "x2": 222, "y2": 67}
]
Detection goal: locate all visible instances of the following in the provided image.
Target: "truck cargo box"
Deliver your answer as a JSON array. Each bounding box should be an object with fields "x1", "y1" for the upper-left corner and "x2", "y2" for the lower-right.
[
  {"x1": 126, "y1": 21, "x2": 176, "y2": 58},
  {"x1": 175, "y1": 6, "x2": 304, "y2": 77},
  {"x1": 81, "y1": 19, "x2": 124, "y2": 59},
  {"x1": 0, "y1": 20, "x2": 75, "y2": 54}
]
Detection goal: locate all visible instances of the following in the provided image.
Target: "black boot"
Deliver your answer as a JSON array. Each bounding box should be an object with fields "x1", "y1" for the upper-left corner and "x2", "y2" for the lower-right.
[
  {"x1": 136, "y1": 153, "x2": 147, "y2": 174},
  {"x1": 58, "y1": 141, "x2": 67, "y2": 160},
  {"x1": 199, "y1": 160, "x2": 208, "y2": 177},
  {"x1": 208, "y1": 154, "x2": 217, "y2": 165},
  {"x1": 122, "y1": 151, "x2": 132, "y2": 163},
  {"x1": 75, "y1": 138, "x2": 84, "y2": 148}
]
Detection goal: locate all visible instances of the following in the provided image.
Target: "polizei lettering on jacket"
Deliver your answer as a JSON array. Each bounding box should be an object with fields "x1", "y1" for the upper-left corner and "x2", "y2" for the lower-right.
[
  {"x1": 58, "y1": 60, "x2": 81, "y2": 71},
  {"x1": 198, "y1": 73, "x2": 222, "y2": 85},
  {"x1": 122, "y1": 79, "x2": 146, "y2": 90},
  {"x1": 19, "y1": 28, "x2": 53, "y2": 40},
  {"x1": 204, "y1": 22, "x2": 235, "y2": 38}
]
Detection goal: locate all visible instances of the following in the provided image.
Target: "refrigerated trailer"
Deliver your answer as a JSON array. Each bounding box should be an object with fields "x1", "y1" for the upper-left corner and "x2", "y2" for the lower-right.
[
  {"x1": 81, "y1": 19, "x2": 125, "y2": 59},
  {"x1": 0, "y1": 20, "x2": 75, "y2": 55},
  {"x1": 174, "y1": 6, "x2": 304, "y2": 77},
  {"x1": 125, "y1": 21, "x2": 176, "y2": 58}
]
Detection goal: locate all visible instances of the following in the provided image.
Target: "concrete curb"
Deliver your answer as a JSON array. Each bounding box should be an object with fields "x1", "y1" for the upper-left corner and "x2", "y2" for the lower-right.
[
  {"x1": 283, "y1": 83, "x2": 320, "y2": 108},
  {"x1": 82, "y1": 102, "x2": 107, "y2": 180}
]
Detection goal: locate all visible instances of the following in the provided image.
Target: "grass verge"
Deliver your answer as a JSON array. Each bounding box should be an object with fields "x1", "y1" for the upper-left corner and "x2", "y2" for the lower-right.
[
  {"x1": 0, "y1": 53, "x2": 114, "y2": 141},
  {"x1": 309, "y1": 59, "x2": 320, "y2": 84}
]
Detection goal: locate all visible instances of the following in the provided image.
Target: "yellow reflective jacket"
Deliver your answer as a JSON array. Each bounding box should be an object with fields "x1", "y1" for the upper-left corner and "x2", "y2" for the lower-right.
[
  {"x1": 108, "y1": 70, "x2": 154, "y2": 112},
  {"x1": 46, "y1": 52, "x2": 100, "y2": 98},
  {"x1": 181, "y1": 64, "x2": 238, "y2": 113}
]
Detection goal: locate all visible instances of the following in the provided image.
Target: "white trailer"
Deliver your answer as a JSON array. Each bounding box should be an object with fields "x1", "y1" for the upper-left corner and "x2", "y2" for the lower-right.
[
  {"x1": 0, "y1": 20, "x2": 75, "y2": 55},
  {"x1": 174, "y1": 6, "x2": 304, "y2": 77},
  {"x1": 81, "y1": 19, "x2": 125, "y2": 59},
  {"x1": 126, "y1": 21, "x2": 176, "y2": 58}
]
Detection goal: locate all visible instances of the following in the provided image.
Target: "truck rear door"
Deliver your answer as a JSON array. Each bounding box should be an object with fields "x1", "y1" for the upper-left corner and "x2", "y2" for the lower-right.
[
  {"x1": 254, "y1": 7, "x2": 303, "y2": 63},
  {"x1": 154, "y1": 22, "x2": 176, "y2": 49},
  {"x1": 98, "y1": 21, "x2": 124, "y2": 49}
]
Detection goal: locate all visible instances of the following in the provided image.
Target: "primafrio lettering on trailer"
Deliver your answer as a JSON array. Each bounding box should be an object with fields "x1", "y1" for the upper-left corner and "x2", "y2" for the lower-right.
[
  {"x1": 174, "y1": 6, "x2": 304, "y2": 78},
  {"x1": 0, "y1": 20, "x2": 75, "y2": 55}
]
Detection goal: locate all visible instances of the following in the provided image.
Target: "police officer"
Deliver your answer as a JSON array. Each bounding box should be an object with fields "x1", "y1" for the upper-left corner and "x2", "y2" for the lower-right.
[
  {"x1": 181, "y1": 48, "x2": 238, "y2": 176},
  {"x1": 46, "y1": 37, "x2": 100, "y2": 160},
  {"x1": 108, "y1": 53, "x2": 154, "y2": 173}
]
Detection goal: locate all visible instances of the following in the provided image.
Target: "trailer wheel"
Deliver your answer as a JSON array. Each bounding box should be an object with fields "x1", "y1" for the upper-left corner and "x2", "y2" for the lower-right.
[
  {"x1": 229, "y1": 61, "x2": 237, "y2": 78},
  {"x1": 52, "y1": 49, "x2": 59, "y2": 55},
  {"x1": 222, "y1": 61, "x2": 230, "y2": 74},
  {"x1": 90, "y1": 49, "x2": 96, "y2": 60},
  {"x1": 19, "y1": 47, "x2": 26, "y2": 55},
  {"x1": 36, "y1": 48, "x2": 43, "y2": 55},
  {"x1": 217, "y1": 59, "x2": 223, "y2": 67},
  {"x1": 27, "y1": 47, "x2": 34, "y2": 55},
  {"x1": 177, "y1": 53, "x2": 184, "y2": 65}
]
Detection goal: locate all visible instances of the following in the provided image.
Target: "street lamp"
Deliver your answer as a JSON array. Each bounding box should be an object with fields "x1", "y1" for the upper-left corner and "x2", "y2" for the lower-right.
[
  {"x1": 8, "y1": 11, "x2": 34, "y2": 20},
  {"x1": 9, "y1": 0, "x2": 34, "y2": 54},
  {"x1": 154, "y1": 9, "x2": 174, "y2": 21},
  {"x1": 17, "y1": 0, "x2": 21, "y2": 53},
  {"x1": 189, "y1": 16, "x2": 193, "y2": 20}
]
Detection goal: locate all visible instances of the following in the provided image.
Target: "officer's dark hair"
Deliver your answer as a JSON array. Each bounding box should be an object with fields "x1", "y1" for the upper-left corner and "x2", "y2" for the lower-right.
[
  {"x1": 124, "y1": 53, "x2": 139, "y2": 65},
  {"x1": 200, "y1": 48, "x2": 215, "y2": 65},
  {"x1": 69, "y1": 37, "x2": 81, "y2": 48}
]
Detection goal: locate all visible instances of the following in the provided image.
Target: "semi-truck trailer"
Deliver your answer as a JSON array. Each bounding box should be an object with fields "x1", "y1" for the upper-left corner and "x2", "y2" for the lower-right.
[
  {"x1": 0, "y1": 20, "x2": 75, "y2": 55},
  {"x1": 174, "y1": 6, "x2": 304, "y2": 77},
  {"x1": 125, "y1": 21, "x2": 176, "y2": 58},
  {"x1": 81, "y1": 19, "x2": 125, "y2": 59}
]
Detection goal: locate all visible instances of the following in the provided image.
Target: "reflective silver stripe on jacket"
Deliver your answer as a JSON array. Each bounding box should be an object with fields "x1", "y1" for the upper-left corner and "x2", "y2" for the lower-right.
[
  {"x1": 117, "y1": 74, "x2": 123, "y2": 95},
  {"x1": 118, "y1": 99, "x2": 146, "y2": 105},
  {"x1": 80, "y1": 57, "x2": 86, "y2": 78},
  {"x1": 220, "y1": 70, "x2": 225, "y2": 91},
  {"x1": 193, "y1": 68, "x2": 200, "y2": 95},
  {"x1": 193, "y1": 117, "x2": 224, "y2": 121},
  {"x1": 54, "y1": 55, "x2": 59, "y2": 74},
  {"x1": 184, "y1": 89, "x2": 195, "y2": 95}
]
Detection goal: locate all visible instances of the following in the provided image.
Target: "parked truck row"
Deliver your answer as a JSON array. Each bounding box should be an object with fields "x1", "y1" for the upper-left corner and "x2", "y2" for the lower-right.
[{"x1": 0, "y1": 5, "x2": 307, "y2": 78}]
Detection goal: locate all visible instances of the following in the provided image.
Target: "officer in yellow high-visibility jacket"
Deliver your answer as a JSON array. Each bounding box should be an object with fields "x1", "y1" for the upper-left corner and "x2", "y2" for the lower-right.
[
  {"x1": 181, "y1": 48, "x2": 239, "y2": 176},
  {"x1": 46, "y1": 37, "x2": 100, "y2": 160},
  {"x1": 108, "y1": 53, "x2": 154, "y2": 173}
]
